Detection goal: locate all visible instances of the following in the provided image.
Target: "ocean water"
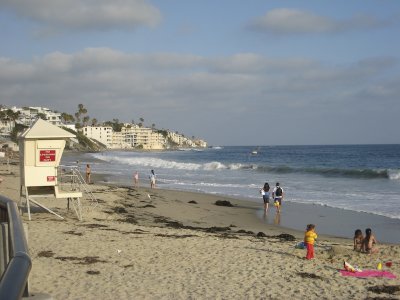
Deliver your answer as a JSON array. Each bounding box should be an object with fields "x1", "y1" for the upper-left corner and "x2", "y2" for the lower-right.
[{"x1": 63, "y1": 144, "x2": 400, "y2": 221}]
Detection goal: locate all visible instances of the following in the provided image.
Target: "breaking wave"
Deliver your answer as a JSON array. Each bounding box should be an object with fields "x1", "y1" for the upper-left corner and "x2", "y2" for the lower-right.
[
  {"x1": 255, "y1": 165, "x2": 397, "y2": 179},
  {"x1": 92, "y1": 153, "x2": 399, "y2": 179}
]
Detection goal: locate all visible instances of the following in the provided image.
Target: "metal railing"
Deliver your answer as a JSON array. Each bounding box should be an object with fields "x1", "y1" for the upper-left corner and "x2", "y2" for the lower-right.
[{"x1": 0, "y1": 195, "x2": 31, "y2": 299}]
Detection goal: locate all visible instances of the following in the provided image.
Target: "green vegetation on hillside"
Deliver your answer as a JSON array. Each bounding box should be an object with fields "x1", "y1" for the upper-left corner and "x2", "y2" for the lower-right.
[{"x1": 62, "y1": 126, "x2": 105, "y2": 151}]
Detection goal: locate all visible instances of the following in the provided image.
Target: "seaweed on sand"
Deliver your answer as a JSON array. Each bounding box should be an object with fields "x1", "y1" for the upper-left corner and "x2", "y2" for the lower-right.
[
  {"x1": 113, "y1": 206, "x2": 128, "y2": 214},
  {"x1": 141, "y1": 204, "x2": 156, "y2": 208},
  {"x1": 205, "y1": 226, "x2": 231, "y2": 233},
  {"x1": 82, "y1": 224, "x2": 109, "y2": 229},
  {"x1": 367, "y1": 285, "x2": 400, "y2": 295},
  {"x1": 55, "y1": 256, "x2": 107, "y2": 265},
  {"x1": 86, "y1": 270, "x2": 100, "y2": 275},
  {"x1": 154, "y1": 234, "x2": 198, "y2": 238},
  {"x1": 297, "y1": 272, "x2": 324, "y2": 280},
  {"x1": 63, "y1": 230, "x2": 83, "y2": 236},
  {"x1": 37, "y1": 250, "x2": 54, "y2": 258},
  {"x1": 276, "y1": 233, "x2": 296, "y2": 241}
]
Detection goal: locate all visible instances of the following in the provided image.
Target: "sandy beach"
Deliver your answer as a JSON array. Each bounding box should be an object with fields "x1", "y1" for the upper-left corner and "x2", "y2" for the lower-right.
[{"x1": 1, "y1": 162, "x2": 400, "y2": 299}]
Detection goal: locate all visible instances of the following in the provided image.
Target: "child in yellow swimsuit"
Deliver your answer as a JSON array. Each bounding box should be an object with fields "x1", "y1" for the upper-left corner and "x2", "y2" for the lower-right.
[{"x1": 304, "y1": 224, "x2": 317, "y2": 260}]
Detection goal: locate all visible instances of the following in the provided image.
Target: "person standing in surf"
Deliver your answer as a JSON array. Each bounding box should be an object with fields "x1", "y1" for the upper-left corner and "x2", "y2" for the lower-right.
[
  {"x1": 260, "y1": 182, "x2": 270, "y2": 213},
  {"x1": 272, "y1": 182, "x2": 284, "y2": 213},
  {"x1": 133, "y1": 171, "x2": 139, "y2": 188},
  {"x1": 86, "y1": 164, "x2": 91, "y2": 184},
  {"x1": 149, "y1": 170, "x2": 156, "y2": 189}
]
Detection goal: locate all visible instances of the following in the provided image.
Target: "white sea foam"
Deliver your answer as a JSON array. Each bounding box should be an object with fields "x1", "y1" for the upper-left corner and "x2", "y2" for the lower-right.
[
  {"x1": 228, "y1": 163, "x2": 243, "y2": 170},
  {"x1": 161, "y1": 178, "x2": 251, "y2": 189},
  {"x1": 203, "y1": 162, "x2": 227, "y2": 170},
  {"x1": 388, "y1": 169, "x2": 400, "y2": 180},
  {"x1": 92, "y1": 153, "x2": 230, "y2": 171},
  {"x1": 93, "y1": 154, "x2": 202, "y2": 170}
]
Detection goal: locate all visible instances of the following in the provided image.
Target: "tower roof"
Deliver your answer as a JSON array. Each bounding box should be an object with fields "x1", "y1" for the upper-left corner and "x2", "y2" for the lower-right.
[{"x1": 19, "y1": 119, "x2": 75, "y2": 139}]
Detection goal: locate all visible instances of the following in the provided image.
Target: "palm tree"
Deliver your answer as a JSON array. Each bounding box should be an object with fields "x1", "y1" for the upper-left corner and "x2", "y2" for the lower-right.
[
  {"x1": 78, "y1": 104, "x2": 87, "y2": 115},
  {"x1": 37, "y1": 113, "x2": 47, "y2": 120},
  {"x1": 91, "y1": 118, "x2": 98, "y2": 126},
  {"x1": 74, "y1": 112, "x2": 81, "y2": 122},
  {"x1": 6, "y1": 109, "x2": 20, "y2": 128},
  {"x1": 0, "y1": 110, "x2": 7, "y2": 121},
  {"x1": 83, "y1": 115, "x2": 90, "y2": 126},
  {"x1": 75, "y1": 104, "x2": 89, "y2": 128},
  {"x1": 61, "y1": 112, "x2": 75, "y2": 124}
]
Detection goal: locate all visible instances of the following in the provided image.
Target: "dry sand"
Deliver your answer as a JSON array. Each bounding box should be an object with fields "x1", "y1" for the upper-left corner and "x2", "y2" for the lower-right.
[{"x1": 1, "y1": 162, "x2": 399, "y2": 299}]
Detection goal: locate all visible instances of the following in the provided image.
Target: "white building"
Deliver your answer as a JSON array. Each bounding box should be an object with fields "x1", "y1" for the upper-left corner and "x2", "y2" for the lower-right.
[
  {"x1": 0, "y1": 119, "x2": 14, "y2": 137},
  {"x1": 80, "y1": 124, "x2": 205, "y2": 150},
  {"x1": 82, "y1": 126, "x2": 113, "y2": 148},
  {"x1": 10, "y1": 106, "x2": 62, "y2": 126},
  {"x1": 121, "y1": 125, "x2": 165, "y2": 149}
]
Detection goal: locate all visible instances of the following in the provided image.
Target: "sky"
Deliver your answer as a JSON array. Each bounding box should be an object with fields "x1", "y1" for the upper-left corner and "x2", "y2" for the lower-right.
[{"x1": 0, "y1": 0, "x2": 399, "y2": 146}]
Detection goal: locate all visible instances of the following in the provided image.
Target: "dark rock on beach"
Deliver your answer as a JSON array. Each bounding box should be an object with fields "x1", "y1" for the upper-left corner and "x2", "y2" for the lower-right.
[{"x1": 215, "y1": 200, "x2": 234, "y2": 207}]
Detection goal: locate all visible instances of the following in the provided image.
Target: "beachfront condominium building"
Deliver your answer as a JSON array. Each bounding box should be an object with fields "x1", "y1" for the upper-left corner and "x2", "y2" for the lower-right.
[
  {"x1": 81, "y1": 122, "x2": 205, "y2": 150},
  {"x1": 111, "y1": 130, "x2": 136, "y2": 149},
  {"x1": 121, "y1": 125, "x2": 166, "y2": 149},
  {"x1": 81, "y1": 125, "x2": 165, "y2": 149},
  {"x1": 82, "y1": 126, "x2": 113, "y2": 148}
]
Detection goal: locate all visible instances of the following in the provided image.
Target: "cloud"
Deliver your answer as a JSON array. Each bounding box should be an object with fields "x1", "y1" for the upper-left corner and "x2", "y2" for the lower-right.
[
  {"x1": 248, "y1": 8, "x2": 389, "y2": 35},
  {"x1": 0, "y1": 48, "x2": 398, "y2": 144},
  {"x1": 0, "y1": 0, "x2": 161, "y2": 31}
]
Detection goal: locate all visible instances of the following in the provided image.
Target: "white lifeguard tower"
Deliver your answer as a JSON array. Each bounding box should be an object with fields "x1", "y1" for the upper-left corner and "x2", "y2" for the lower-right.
[{"x1": 19, "y1": 119, "x2": 83, "y2": 220}]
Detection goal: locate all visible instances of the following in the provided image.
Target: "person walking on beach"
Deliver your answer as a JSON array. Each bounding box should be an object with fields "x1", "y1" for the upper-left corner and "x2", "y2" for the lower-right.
[
  {"x1": 86, "y1": 164, "x2": 91, "y2": 184},
  {"x1": 304, "y1": 224, "x2": 318, "y2": 260},
  {"x1": 272, "y1": 182, "x2": 284, "y2": 213},
  {"x1": 133, "y1": 171, "x2": 139, "y2": 188},
  {"x1": 260, "y1": 182, "x2": 270, "y2": 213},
  {"x1": 149, "y1": 170, "x2": 156, "y2": 189}
]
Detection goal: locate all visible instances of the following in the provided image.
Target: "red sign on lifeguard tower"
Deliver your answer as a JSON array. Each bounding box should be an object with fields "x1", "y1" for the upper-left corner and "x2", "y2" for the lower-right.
[{"x1": 40, "y1": 150, "x2": 56, "y2": 162}]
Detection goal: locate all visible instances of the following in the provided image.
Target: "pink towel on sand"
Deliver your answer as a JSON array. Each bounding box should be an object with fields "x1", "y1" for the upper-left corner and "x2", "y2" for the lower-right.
[{"x1": 340, "y1": 270, "x2": 396, "y2": 278}]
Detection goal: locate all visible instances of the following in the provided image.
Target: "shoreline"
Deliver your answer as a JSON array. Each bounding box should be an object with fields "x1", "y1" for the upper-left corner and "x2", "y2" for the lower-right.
[
  {"x1": 64, "y1": 150, "x2": 400, "y2": 232},
  {"x1": 94, "y1": 171, "x2": 400, "y2": 245}
]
